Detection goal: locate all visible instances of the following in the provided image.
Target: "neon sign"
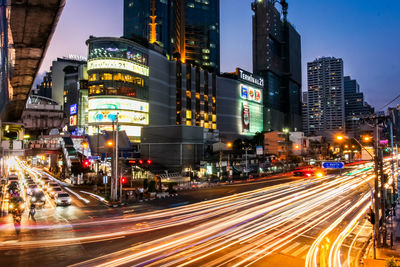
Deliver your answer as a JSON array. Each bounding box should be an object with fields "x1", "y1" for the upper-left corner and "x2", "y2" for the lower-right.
[{"x1": 87, "y1": 59, "x2": 149, "y2": 76}]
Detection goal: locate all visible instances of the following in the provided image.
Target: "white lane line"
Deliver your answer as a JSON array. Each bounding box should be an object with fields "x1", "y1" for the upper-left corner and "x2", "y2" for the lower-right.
[
  {"x1": 64, "y1": 187, "x2": 90, "y2": 204},
  {"x1": 292, "y1": 244, "x2": 310, "y2": 257},
  {"x1": 80, "y1": 191, "x2": 105, "y2": 202},
  {"x1": 281, "y1": 242, "x2": 300, "y2": 254}
]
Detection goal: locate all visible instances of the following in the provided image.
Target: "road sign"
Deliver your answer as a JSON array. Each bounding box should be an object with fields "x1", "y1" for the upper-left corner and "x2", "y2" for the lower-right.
[
  {"x1": 88, "y1": 156, "x2": 99, "y2": 160},
  {"x1": 322, "y1": 162, "x2": 344, "y2": 169}
]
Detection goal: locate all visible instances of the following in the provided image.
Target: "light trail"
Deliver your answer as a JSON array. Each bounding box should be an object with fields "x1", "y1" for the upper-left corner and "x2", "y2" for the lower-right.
[{"x1": 3, "y1": 158, "x2": 391, "y2": 267}]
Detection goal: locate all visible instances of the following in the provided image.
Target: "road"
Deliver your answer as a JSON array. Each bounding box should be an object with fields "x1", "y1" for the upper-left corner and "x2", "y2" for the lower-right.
[{"x1": 0, "y1": 158, "x2": 393, "y2": 267}]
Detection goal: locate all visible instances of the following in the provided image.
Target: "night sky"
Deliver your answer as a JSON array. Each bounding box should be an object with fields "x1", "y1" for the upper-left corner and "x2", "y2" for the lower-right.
[{"x1": 38, "y1": 0, "x2": 400, "y2": 109}]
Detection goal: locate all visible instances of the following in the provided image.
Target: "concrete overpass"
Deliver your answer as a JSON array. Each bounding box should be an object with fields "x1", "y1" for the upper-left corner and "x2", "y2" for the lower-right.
[{"x1": 2, "y1": 0, "x2": 65, "y2": 122}]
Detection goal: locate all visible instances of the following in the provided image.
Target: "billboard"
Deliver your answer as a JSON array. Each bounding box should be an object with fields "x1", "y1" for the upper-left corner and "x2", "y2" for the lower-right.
[
  {"x1": 87, "y1": 59, "x2": 149, "y2": 76},
  {"x1": 69, "y1": 115, "x2": 77, "y2": 126},
  {"x1": 70, "y1": 104, "x2": 77, "y2": 115},
  {"x1": 88, "y1": 110, "x2": 148, "y2": 125},
  {"x1": 241, "y1": 84, "x2": 262, "y2": 103},
  {"x1": 88, "y1": 97, "x2": 149, "y2": 113}
]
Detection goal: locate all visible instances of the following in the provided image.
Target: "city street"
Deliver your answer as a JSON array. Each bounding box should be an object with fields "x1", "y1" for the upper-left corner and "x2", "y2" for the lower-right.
[{"x1": 0, "y1": 160, "x2": 386, "y2": 267}]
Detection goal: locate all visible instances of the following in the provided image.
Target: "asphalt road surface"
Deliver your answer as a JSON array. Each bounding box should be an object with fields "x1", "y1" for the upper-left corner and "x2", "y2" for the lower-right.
[{"x1": 0, "y1": 158, "x2": 391, "y2": 267}]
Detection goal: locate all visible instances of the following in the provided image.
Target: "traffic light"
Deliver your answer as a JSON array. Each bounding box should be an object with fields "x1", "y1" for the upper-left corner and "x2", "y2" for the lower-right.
[
  {"x1": 121, "y1": 176, "x2": 127, "y2": 185},
  {"x1": 138, "y1": 159, "x2": 143, "y2": 165},
  {"x1": 146, "y1": 159, "x2": 152, "y2": 165},
  {"x1": 367, "y1": 208, "x2": 375, "y2": 225},
  {"x1": 83, "y1": 159, "x2": 90, "y2": 168}
]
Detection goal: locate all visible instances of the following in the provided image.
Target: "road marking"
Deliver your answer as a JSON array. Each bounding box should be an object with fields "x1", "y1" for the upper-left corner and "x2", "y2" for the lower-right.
[
  {"x1": 281, "y1": 242, "x2": 300, "y2": 254},
  {"x1": 292, "y1": 244, "x2": 310, "y2": 256}
]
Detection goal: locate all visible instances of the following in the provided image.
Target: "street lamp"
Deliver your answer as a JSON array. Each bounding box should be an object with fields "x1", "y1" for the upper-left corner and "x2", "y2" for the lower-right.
[{"x1": 106, "y1": 140, "x2": 113, "y2": 147}]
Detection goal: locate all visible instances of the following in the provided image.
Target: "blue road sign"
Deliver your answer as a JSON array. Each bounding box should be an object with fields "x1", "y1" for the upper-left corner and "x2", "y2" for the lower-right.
[
  {"x1": 88, "y1": 156, "x2": 99, "y2": 160},
  {"x1": 322, "y1": 162, "x2": 345, "y2": 169}
]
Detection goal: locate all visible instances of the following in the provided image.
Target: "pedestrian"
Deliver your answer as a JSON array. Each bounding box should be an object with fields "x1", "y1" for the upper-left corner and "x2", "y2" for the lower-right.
[
  {"x1": 139, "y1": 187, "x2": 144, "y2": 201},
  {"x1": 134, "y1": 188, "x2": 139, "y2": 201},
  {"x1": 29, "y1": 203, "x2": 36, "y2": 221}
]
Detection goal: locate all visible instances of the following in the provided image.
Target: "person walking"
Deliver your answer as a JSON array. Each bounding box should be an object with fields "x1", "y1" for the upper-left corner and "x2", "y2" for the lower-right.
[{"x1": 29, "y1": 203, "x2": 36, "y2": 221}]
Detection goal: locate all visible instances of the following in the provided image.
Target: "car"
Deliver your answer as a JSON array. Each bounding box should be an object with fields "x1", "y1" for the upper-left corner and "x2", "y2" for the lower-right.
[
  {"x1": 49, "y1": 187, "x2": 63, "y2": 198},
  {"x1": 27, "y1": 184, "x2": 38, "y2": 195},
  {"x1": 54, "y1": 192, "x2": 72, "y2": 206},
  {"x1": 7, "y1": 175, "x2": 18, "y2": 184},
  {"x1": 47, "y1": 182, "x2": 59, "y2": 189},
  {"x1": 31, "y1": 191, "x2": 46, "y2": 207}
]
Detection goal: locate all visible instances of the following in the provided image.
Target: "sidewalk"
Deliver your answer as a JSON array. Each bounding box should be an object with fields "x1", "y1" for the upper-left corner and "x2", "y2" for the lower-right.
[{"x1": 364, "y1": 206, "x2": 400, "y2": 267}]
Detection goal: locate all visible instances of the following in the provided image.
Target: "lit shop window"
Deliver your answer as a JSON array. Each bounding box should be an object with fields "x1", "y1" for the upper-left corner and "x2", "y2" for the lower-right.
[
  {"x1": 89, "y1": 74, "x2": 97, "y2": 81},
  {"x1": 101, "y1": 73, "x2": 113, "y2": 81}
]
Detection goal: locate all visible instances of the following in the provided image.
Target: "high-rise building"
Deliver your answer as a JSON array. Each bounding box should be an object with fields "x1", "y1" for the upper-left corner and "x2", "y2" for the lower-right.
[
  {"x1": 33, "y1": 72, "x2": 52, "y2": 99},
  {"x1": 123, "y1": 0, "x2": 220, "y2": 73},
  {"x1": 306, "y1": 57, "x2": 345, "y2": 139},
  {"x1": 50, "y1": 57, "x2": 86, "y2": 108},
  {"x1": 0, "y1": 0, "x2": 9, "y2": 115},
  {"x1": 344, "y1": 76, "x2": 374, "y2": 137},
  {"x1": 301, "y1": 91, "x2": 308, "y2": 134},
  {"x1": 252, "y1": 0, "x2": 302, "y2": 132}
]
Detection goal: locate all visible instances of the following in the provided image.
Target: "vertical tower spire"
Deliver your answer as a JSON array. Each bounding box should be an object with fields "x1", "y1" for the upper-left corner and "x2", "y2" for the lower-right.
[{"x1": 149, "y1": 0, "x2": 157, "y2": 44}]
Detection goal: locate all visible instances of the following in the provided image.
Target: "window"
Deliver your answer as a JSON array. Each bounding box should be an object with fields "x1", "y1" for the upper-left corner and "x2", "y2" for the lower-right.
[
  {"x1": 101, "y1": 73, "x2": 112, "y2": 80},
  {"x1": 186, "y1": 110, "x2": 192, "y2": 119},
  {"x1": 89, "y1": 74, "x2": 97, "y2": 81}
]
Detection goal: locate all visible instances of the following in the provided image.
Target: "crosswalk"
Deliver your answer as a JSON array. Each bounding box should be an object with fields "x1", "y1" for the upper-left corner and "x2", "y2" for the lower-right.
[{"x1": 280, "y1": 242, "x2": 311, "y2": 259}]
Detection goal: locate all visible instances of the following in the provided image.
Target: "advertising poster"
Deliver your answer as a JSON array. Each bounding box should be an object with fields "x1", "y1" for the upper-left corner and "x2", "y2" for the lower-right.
[{"x1": 242, "y1": 103, "x2": 250, "y2": 132}]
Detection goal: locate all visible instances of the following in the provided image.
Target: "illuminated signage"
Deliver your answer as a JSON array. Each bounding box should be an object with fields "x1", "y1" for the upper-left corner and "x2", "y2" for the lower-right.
[
  {"x1": 237, "y1": 68, "x2": 264, "y2": 87},
  {"x1": 88, "y1": 97, "x2": 149, "y2": 113},
  {"x1": 88, "y1": 110, "x2": 149, "y2": 125},
  {"x1": 69, "y1": 115, "x2": 77, "y2": 126},
  {"x1": 242, "y1": 103, "x2": 250, "y2": 133},
  {"x1": 70, "y1": 104, "x2": 77, "y2": 115},
  {"x1": 241, "y1": 84, "x2": 262, "y2": 103},
  {"x1": 87, "y1": 59, "x2": 149, "y2": 76}
]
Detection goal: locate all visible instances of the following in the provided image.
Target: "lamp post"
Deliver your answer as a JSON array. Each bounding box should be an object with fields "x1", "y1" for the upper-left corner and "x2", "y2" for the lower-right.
[
  {"x1": 227, "y1": 142, "x2": 232, "y2": 181},
  {"x1": 336, "y1": 134, "x2": 377, "y2": 258}
]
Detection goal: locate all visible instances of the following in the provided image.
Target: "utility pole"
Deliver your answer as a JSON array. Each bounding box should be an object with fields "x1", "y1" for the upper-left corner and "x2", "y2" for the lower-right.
[
  {"x1": 114, "y1": 113, "x2": 119, "y2": 202},
  {"x1": 373, "y1": 118, "x2": 381, "y2": 246}
]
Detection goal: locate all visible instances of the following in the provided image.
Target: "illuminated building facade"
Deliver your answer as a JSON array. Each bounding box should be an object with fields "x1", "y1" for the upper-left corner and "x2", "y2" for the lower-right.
[
  {"x1": 123, "y1": 0, "x2": 220, "y2": 73},
  {"x1": 217, "y1": 68, "x2": 264, "y2": 140},
  {"x1": 86, "y1": 37, "x2": 150, "y2": 143},
  {"x1": 305, "y1": 57, "x2": 344, "y2": 139}
]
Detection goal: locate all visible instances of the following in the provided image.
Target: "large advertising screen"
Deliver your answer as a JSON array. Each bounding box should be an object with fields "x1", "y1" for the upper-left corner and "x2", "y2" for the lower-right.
[
  {"x1": 88, "y1": 110, "x2": 148, "y2": 125},
  {"x1": 87, "y1": 59, "x2": 149, "y2": 76},
  {"x1": 88, "y1": 97, "x2": 149, "y2": 113}
]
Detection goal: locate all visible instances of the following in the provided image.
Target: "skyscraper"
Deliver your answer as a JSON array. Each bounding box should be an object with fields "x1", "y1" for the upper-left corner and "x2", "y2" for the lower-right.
[
  {"x1": 124, "y1": 0, "x2": 220, "y2": 73},
  {"x1": 344, "y1": 76, "x2": 374, "y2": 137},
  {"x1": 0, "y1": 0, "x2": 9, "y2": 115},
  {"x1": 305, "y1": 57, "x2": 345, "y2": 139},
  {"x1": 252, "y1": 0, "x2": 302, "y2": 132}
]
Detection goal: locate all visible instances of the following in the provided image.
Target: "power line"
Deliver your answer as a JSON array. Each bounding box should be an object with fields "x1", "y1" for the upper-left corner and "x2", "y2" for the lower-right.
[{"x1": 378, "y1": 93, "x2": 400, "y2": 111}]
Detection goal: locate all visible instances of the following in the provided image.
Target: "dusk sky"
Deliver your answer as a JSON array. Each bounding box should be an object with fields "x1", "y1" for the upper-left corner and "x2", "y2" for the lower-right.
[{"x1": 39, "y1": 0, "x2": 400, "y2": 109}]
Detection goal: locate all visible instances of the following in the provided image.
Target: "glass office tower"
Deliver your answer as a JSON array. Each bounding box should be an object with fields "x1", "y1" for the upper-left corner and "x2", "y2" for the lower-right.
[{"x1": 123, "y1": 0, "x2": 220, "y2": 73}]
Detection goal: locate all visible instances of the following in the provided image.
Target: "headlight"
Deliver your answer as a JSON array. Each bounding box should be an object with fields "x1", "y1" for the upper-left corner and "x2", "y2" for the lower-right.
[
  {"x1": 32, "y1": 197, "x2": 36, "y2": 201},
  {"x1": 9, "y1": 204, "x2": 13, "y2": 209},
  {"x1": 57, "y1": 199, "x2": 62, "y2": 203},
  {"x1": 316, "y1": 172, "x2": 324, "y2": 178},
  {"x1": 67, "y1": 199, "x2": 71, "y2": 203},
  {"x1": 20, "y1": 204, "x2": 25, "y2": 209},
  {"x1": 41, "y1": 197, "x2": 45, "y2": 201}
]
